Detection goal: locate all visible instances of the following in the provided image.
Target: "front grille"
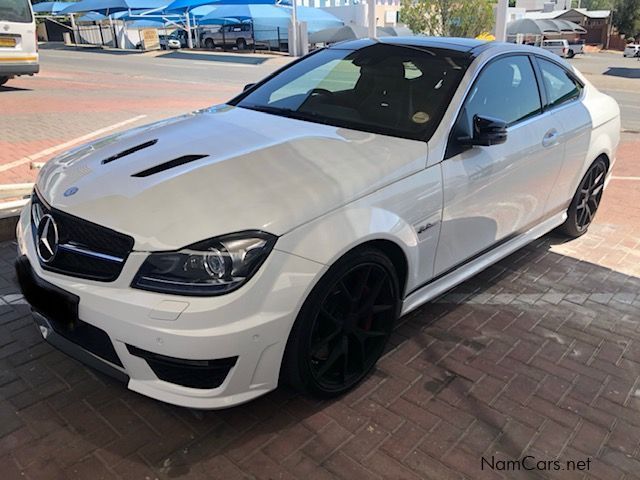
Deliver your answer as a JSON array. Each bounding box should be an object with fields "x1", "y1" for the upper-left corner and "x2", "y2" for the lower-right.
[{"x1": 31, "y1": 190, "x2": 134, "y2": 282}]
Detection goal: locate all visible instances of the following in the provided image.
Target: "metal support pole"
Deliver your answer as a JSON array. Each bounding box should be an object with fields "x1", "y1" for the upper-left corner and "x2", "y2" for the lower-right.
[
  {"x1": 98, "y1": 21, "x2": 105, "y2": 46},
  {"x1": 251, "y1": 21, "x2": 255, "y2": 53},
  {"x1": 495, "y1": 0, "x2": 508, "y2": 42},
  {"x1": 109, "y1": 15, "x2": 118, "y2": 48},
  {"x1": 367, "y1": 0, "x2": 376, "y2": 38},
  {"x1": 185, "y1": 11, "x2": 193, "y2": 48},
  {"x1": 193, "y1": 14, "x2": 200, "y2": 48},
  {"x1": 291, "y1": 0, "x2": 298, "y2": 56},
  {"x1": 69, "y1": 13, "x2": 78, "y2": 45}
]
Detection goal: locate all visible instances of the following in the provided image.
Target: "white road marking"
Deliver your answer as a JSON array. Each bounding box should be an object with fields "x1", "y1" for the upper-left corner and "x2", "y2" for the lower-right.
[
  {"x1": 611, "y1": 176, "x2": 640, "y2": 181},
  {"x1": 0, "y1": 115, "x2": 147, "y2": 173},
  {"x1": 151, "y1": 60, "x2": 256, "y2": 69}
]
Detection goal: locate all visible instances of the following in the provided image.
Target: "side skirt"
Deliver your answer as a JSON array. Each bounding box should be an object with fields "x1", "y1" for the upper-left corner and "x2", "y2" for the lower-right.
[{"x1": 401, "y1": 211, "x2": 566, "y2": 316}]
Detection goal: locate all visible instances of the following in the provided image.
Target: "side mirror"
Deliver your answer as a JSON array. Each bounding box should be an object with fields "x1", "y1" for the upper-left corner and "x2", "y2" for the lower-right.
[
  {"x1": 243, "y1": 83, "x2": 255, "y2": 92},
  {"x1": 458, "y1": 115, "x2": 507, "y2": 147}
]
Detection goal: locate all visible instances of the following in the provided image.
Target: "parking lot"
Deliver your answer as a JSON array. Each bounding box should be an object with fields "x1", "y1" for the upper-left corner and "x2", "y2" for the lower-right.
[{"x1": 0, "y1": 47, "x2": 639, "y2": 480}]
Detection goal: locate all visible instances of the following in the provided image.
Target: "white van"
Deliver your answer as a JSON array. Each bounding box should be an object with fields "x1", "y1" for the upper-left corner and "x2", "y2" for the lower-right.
[
  {"x1": 541, "y1": 39, "x2": 570, "y2": 58},
  {"x1": 0, "y1": 0, "x2": 39, "y2": 86}
]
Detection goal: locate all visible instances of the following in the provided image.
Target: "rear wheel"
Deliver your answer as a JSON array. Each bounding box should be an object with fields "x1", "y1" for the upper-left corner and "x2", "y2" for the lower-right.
[
  {"x1": 236, "y1": 38, "x2": 247, "y2": 50},
  {"x1": 567, "y1": 49, "x2": 575, "y2": 58},
  {"x1": 204, "y1": 38, "x2": 214, "y2": 49},
  {"x1": 558, "y1": 158, "x2": 607, "y2": 238},
  {"x1": 282, "y1": 247, "x2": 400, "y2": 398},
  {"x1": 0, "y1": 76, "x2": 8, "y2": 86}
]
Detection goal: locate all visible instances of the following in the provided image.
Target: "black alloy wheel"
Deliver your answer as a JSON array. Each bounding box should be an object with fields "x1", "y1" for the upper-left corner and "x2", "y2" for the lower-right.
[
  {"x1": 559, "y1": 157, "x2": 607, "y2": 238},
  {"x1": 282, "y1": 248, "x2": 400, "y2": 397}
]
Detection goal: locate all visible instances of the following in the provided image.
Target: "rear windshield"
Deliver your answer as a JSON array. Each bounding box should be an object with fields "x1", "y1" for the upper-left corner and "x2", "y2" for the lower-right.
[
  {"x1": 232, "y1": 43, "x2": 470, "y2": 142},
  {"x1": 0, "y1": 0, "x2": 32, "y2": 23}
]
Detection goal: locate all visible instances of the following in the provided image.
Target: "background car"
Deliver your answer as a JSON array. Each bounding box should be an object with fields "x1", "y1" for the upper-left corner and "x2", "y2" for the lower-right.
[
  {"x1": 623, "y1": 44, "x2": 640, "y2": 57},
  {"x1": 135, "y1": 34, "x2": 181, "y2": 50},
  {"x1": 541, "y1": 39, "x2": 571, "y2": 58},
  {"x1": 201, "y1": 24, "x2": 253, "y2": 50}
]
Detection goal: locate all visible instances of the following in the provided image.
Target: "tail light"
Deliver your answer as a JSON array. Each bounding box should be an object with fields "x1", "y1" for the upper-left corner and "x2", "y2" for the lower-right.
[{"x1": 35, "y1": 31, "x2": 38, "y2": 51}]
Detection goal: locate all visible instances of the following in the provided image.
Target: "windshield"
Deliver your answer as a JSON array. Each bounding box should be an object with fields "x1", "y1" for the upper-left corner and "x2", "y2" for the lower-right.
[
  {"x1": 232, "y1": 43, "x2": 470, "y2": 141},
  {"x1": 0, "y1": 0, "x2": 32, "y2": 23}
]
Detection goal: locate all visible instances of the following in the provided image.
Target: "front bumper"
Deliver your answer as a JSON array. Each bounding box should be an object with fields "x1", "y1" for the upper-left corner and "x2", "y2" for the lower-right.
[{"x1": 16, "y1": 206, "x2": 324, "y2": 409}]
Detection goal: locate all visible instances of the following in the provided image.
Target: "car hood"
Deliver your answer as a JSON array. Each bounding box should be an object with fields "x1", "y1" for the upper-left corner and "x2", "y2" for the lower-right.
[{"x1": 36, "y1": 105, "x2": 428, "y2": 251}]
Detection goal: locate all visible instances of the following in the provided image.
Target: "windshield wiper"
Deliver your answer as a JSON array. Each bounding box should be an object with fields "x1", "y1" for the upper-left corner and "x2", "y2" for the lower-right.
[{"x1": 240, "y1": 104, "x2": 317, "y2": 121}]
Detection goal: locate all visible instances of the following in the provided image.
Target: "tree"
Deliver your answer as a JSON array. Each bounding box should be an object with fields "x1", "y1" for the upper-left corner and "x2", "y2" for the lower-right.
[
  {"x1": 612, "y1": 0, "x2": 640, "y2": 35},
  {"x1": 399, "y1": 0, "x2": 495, "y2": 38},
  {"x1": 582, "y1": 0, "x2": 640, "y2": 36}
]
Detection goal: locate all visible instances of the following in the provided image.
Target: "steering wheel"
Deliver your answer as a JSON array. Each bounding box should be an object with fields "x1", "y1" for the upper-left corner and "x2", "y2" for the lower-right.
[{"x1": 308, "y1": 88, "x2": 334, "y2": 98}]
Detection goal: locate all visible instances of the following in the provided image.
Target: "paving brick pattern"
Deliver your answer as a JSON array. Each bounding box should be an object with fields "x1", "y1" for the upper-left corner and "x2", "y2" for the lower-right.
[{"x1": 0, "y1": 50, "x2": 639, "y2": 479}]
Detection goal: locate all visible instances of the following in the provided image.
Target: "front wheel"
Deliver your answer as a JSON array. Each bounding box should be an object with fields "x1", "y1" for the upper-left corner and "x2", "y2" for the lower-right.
[
  {"x1": 557, "y1": 157, "x2": 607, "y2": 238},
  {"x1": 0, "y1": 76, "x2": 8, "y2": 86},
  {"x1": 204, "y1": 38, "x2": 214, "y2": 49},
  {"x1": 282, "y1": 248, "x2": 400, "y2": 398},
  {"x1": 236, "y1": 38, "x2": 247, "y2": 50}
]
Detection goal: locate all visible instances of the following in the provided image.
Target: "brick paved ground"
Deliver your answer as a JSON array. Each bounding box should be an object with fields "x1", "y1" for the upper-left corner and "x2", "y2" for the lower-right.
[{"x1": 0, "y1": 49, "x2": 639, "y2": 479}]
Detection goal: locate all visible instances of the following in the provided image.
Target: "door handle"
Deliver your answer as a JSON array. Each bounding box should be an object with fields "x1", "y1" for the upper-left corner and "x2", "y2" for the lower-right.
[{"x1": 542, "y1": 129, "x2": 559, "y2": 147}]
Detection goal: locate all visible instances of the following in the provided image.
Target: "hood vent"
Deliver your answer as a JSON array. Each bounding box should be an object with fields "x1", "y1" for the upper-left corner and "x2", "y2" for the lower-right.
[
  {"x1": 101, "y1": 139, "x2": 158, "y2": 165},
  {"x1": 131, "y1": 154, "x2": 209, "y2": 178}
]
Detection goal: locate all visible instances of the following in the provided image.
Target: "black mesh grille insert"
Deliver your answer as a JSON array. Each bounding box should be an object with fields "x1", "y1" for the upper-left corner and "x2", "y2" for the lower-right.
[
  {"x1": 31, "y1": 190, "x2": 134, "y2": 281},
  {"x1": 126, "y1": 345, "x2": 237, "y2": 389}
]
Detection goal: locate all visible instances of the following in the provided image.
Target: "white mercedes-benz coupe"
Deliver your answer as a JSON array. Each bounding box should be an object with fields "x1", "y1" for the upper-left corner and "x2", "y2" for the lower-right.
[{"x1": 16, "y1": 38, "x2": 620, "y2": 409}]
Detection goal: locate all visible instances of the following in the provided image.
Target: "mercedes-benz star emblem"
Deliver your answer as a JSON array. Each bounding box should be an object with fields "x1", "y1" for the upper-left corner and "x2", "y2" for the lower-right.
[
  {"x1": 64, "y1": 187, "x2": 78, "y2": 197},
  {"x1": 36, "y1": 214, "x2": 59, "y2": 264}
]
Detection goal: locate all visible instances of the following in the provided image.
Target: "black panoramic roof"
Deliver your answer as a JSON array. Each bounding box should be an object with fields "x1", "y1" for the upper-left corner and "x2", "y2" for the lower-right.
[{"x1": 329, "y1": 36, "x2": 491, "y2": 53}]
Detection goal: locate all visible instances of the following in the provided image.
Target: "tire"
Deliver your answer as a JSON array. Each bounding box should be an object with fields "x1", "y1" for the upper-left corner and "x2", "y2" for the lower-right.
[
  {"x1": 567, "y1": 49, "x2": 575, "y2": 58},
  {"x1": 557, "y1": 157, "x2": 608, "y2": 238},
  {"x1": 236, "y1": 38, "x2": 247, "y2": 50},
  {"x1": 0, "y1": 76, "x2": 8, "y2": 87},
  {"x1": 204, "y1": 38, "x2": 214, "y2": 49},
  {"x1": 282, "y1": 247, "x2": 400, "y2": 398}
]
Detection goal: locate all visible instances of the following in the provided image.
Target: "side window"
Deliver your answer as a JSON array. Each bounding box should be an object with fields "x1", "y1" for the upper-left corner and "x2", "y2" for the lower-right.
[
  {"x1": 463, "y1": 55, "x2": 541, "y2": 127},
  {"x1": 538, "y1": 59, "x2": 582, "y2": 108}
]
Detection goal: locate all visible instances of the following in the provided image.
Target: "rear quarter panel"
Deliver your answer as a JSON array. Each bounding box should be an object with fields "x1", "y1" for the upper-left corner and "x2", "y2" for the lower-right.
[{"x1": 549, "y1": 74, "x2": 620, "y2": 209}]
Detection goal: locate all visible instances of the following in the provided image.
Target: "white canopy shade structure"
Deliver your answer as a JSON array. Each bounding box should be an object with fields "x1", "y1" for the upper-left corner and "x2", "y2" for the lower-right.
[{"x1": 506, "y1": 18, "x2": 586, "y2": 36}]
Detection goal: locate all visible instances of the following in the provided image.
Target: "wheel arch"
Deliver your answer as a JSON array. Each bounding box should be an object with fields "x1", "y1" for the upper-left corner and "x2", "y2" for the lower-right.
[
  {"x1": 354, "y1": 238, "x2": 409, "y2": 298},
  {"x1": 277, "y1": 206, "x2": 420, "y2": 298}
]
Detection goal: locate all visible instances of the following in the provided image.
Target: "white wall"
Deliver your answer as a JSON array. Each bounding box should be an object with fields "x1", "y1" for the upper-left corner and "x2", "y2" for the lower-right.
[
  {"x1": 320, "y1": 4, "x2": 367, "y2": 26},
  {"x1": 516, "y1": 0, "x2": 571, "y2": 11}
]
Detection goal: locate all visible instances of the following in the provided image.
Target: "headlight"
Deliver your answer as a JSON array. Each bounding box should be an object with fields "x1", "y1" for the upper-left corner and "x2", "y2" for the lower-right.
[{"x1": 131, "y1": 231, "x2": 277, "y2": 296}]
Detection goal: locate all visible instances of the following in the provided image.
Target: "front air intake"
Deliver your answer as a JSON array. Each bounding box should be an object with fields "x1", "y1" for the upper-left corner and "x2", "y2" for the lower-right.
[
  {"x1": 101, "y1": 139, "x2": 158, "y2": 164},
  {"x1": 131, "y1": 154, "x2": 209, "y2": 178},
  {"x1": 126, "y1": 345, "x2": 237, "y2": 389}
]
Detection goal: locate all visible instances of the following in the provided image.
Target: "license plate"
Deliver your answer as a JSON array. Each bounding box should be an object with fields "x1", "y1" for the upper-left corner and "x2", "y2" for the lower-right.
[
  {"x1": 0, "y1": 37, "x2": 17, "y2": 48},
  {"x1": 15, "y1": 257, "x2": 80, "y2": 331}
]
